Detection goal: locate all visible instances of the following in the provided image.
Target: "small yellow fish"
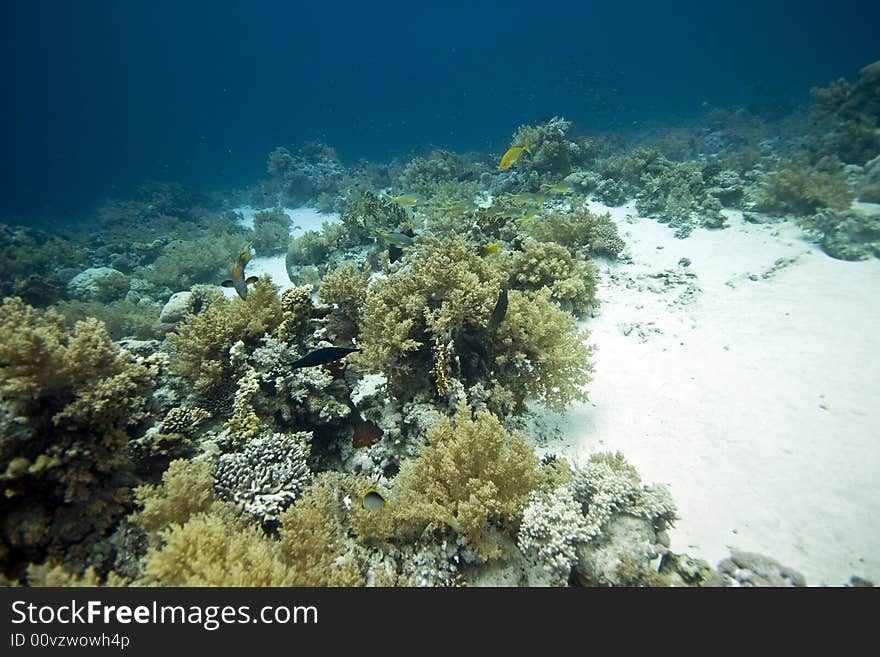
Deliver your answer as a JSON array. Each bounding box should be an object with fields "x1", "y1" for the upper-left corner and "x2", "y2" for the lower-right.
[
  {"x1": 388, "y1": 194, "x2": 422, "y2": 206},
  {"x1": 499, "y1": 143, "x2": 532, "y2": 171},
  {"x1": 373, "y1": 229, "x2": 414, "y2": 247},
  {"x1": 361, "y1": 488, "x2": 390, "y2": 510},
  {"x1": 541, "y1": 183, "x2": 574, "y2": 194},
  {"x1": 507, "y1": 193, "x2": 538, "y2": 205},
  {"x1": 444, "y1": 201, "x2": 476, "y2": 214},
  {"x1": 478, "y1": 243, "x2": 499, "y2": 257}
]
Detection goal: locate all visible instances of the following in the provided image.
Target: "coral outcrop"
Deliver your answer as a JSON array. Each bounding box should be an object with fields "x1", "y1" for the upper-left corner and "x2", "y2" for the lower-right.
[{"x1": 0, "y1": 298, "x2": 156, "y2": 570}]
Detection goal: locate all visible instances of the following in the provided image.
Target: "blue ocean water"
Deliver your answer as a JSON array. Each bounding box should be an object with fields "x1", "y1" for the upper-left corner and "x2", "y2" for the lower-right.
[{"x1": 1, "y1": 0, "x2": 877, "y2": 218}]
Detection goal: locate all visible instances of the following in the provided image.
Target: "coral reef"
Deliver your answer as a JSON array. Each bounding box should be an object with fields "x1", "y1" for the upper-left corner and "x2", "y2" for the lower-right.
[
  {"x1": 707, "y1": 549, "x2": 806, "y2": 587},
  {"x1": 753, "y1": 155, "x2": 854, "y2": 216},
  {"x1": 506, "y1": 239, "x2": 597, "y2": 316},
  {"x1": 858, "y1": 154, "x2": 880, "y2": 202},
  {"x1": 811, "y1": 60, "x2": 880, "y2": 165},
  {"x1": 518, "y1": 453, "x2": 676, "y2": 587},
  {"x1": 398, "y1": 149, "x2": 478, "y2": 196},
  {"x1": 0, "y1": 298, "x2": 157, "y2": 571},
  {"x1": 390, "y1": 402, "x2": 543, "y2": 560},
  {"x1": 262, "y1": 142, "x2": 348, "y2": 208},
  {"x1": 213, "y1": 431, "x2": 312, "y2": 524},
  {"x1": 166, "y1": 275, "x2": 282, "y2": 391},
  {"x1": 0, "y1": 224, "x2": 78, "y2": 306},
  {"x1": 223, "y1": 334, "x2": 354, "y2": 446},
  {"x1": 507, "y1": 117, "x2": 586, "y2": 179}
]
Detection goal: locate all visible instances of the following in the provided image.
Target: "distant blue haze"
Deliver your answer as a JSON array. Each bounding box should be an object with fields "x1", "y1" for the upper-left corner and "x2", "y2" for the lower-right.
[{"x1": 1, "y1": 0, "x2": 878, "y2": 218}]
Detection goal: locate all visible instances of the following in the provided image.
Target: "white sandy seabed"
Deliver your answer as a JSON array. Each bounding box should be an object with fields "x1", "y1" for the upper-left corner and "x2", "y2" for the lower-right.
[
  {"x1": 231, "y1": 202, "x2": 879, "y2": 586},
  {"x1": 223, "y1": 206, "x2": 341, "y2": 295},
  {"x1": 549, "y1": 200, "x2": 880, "y2": 587}
]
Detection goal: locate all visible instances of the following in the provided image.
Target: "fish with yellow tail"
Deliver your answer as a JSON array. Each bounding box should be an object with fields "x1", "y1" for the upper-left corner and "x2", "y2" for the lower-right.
[
  {"x1": 361, "y1": 488, "x2": 390, "y2": 510},
  {"x1": 386, "y1": 193, "x2": 423, "y2": 206},
  {"x1": 499, "y1": 142, "x2": 532, "y2": 171},
  {"x1": 221, "y1": 246, "x2": 259, "y2": 299},
  {"x1": 541, "y1": 182, "x2": 575, "y2": 194}
]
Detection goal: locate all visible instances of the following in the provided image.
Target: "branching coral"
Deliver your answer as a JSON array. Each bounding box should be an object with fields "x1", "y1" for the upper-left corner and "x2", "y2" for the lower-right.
[
  {"x1": 507, "y1": 239, "x2": 597, "y2": 316},
  {"x1": 753, "y1": 155, "x2": 854, "y2": 216},
  {"x1": 490, "y1": 288, "x2": 594, "y2": 413},
  {"x1": 318, "y1": 262, "x2": 370, "y2": 341},
  {"x1": 518, "y1": 453, "x2": 676, "y2": 587},
  {"x1": 166, "y1": 275, "x2": 282, "y2": 391},
  {"x1": 142, "y1": 472, "x2": 362, "y2": 586},
  {"x1": 357, "y1": 236, "x2": 504, "y2": 397},
  {"x1": 517, "y1": 486, "x2": 590, "y2": 585},
  {"x1": 0, "y1": 297, "x2": 156, "y2": 568},
  {"x1": 391, "y1": 402, "x2": 542, "y2": 560}
]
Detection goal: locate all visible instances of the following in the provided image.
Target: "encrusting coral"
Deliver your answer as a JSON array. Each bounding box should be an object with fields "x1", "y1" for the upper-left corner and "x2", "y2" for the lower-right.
[{"x1": 213, "y1": 431, "x2": 313, "y2": 524}]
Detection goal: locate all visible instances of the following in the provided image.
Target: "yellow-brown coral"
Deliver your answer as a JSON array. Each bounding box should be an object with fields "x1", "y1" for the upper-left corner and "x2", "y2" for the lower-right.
[
  {"x1": 166, "y1": 274, "x2": 282, "y2": 390},
  {"x1": 392, "y1": 402, "x2": 542, "y2": 560}
]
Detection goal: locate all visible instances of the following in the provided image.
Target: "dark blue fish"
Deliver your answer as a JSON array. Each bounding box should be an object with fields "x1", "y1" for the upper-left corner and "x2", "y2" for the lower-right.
[
  {"x1": 487, "y1": 286, "x2": 508, "y2": 332},
  {"x1": 291, "y1": 346, "x2": 361, "y2": 369}
]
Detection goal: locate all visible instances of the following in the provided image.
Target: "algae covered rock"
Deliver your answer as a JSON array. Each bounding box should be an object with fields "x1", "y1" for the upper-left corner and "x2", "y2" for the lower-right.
[
  {"x1": 709, "y1": 549, "x2": 806, "y2": 587},
  {"x1": 159, "y1": 291, "x2": 192, "y2": 327},
  {"x1": 799, "y1": 208, "x2": 880, "y2": 260},
  {"x1": 67, "y1": 267, "x2": 130, "y2": 302}
]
